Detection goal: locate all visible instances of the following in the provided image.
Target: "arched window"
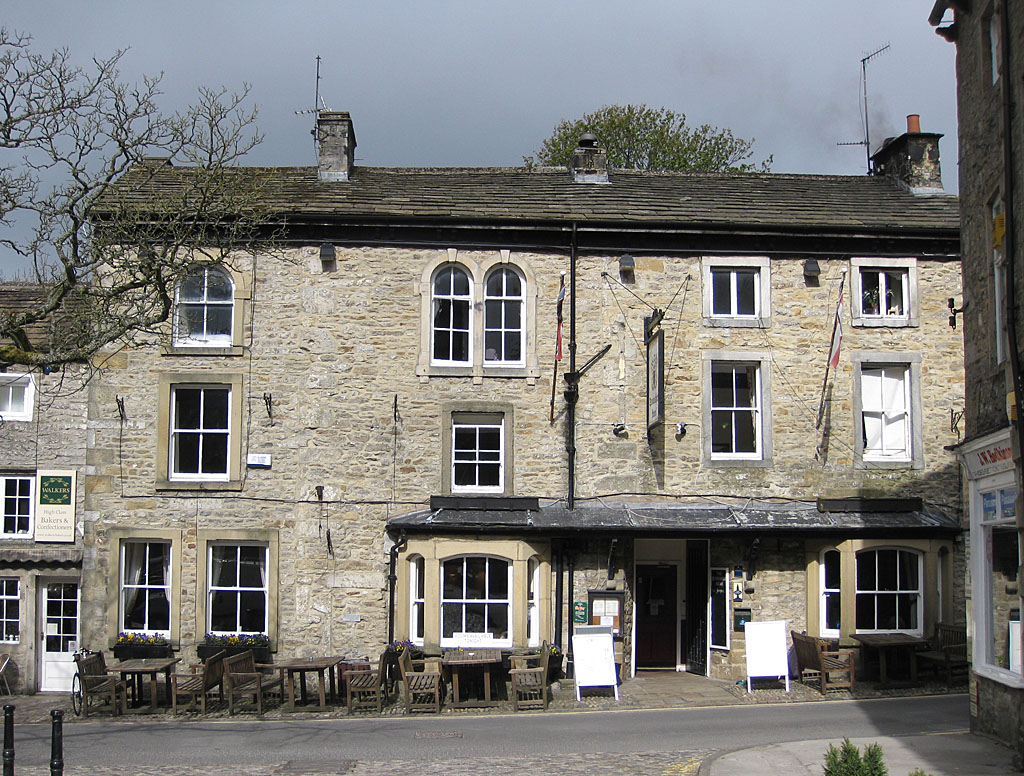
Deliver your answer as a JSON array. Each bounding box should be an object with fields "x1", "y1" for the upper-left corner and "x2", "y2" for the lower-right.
[
  {"x1": 484, "y1": 267, "x2": 524, "y2": 365},
  {"x1": 409, "y1": 555, "x2": 425, "y2": 646},
  {"x1": 820, "y1": 549, "x2": 841, "y2": 638},
  {"x1": 855, "y1": 548, "x2": 922, "y2": 634},
  {"x1": 440, "y1": 556, "x2": 511, "y2": 648},
  {"x1": 174, "y1": 266, "x2": 234, "y2": 346},
  {"x1": 431, "y1": 266, "x2": 472, "y2": 365}
]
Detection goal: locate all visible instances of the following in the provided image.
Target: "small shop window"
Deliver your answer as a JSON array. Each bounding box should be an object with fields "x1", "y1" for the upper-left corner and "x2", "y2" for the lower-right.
[{"x1": 710, "y1": 567, "x2": 730, "y2": 650}]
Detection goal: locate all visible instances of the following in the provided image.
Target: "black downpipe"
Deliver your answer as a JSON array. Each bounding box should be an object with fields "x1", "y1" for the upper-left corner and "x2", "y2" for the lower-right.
[
  {"x1": 386, "y1": 529, "x2": 408, "y2": 645},
  {"x1": 999, "y1": 0, "x2": 1024, "y2": 473},
  {"x1": 565, "y1": 223, "x2": 579, "y2": 510},
  {"x1": 553, "y1": 548, "x2": 564, "y2": 650}
]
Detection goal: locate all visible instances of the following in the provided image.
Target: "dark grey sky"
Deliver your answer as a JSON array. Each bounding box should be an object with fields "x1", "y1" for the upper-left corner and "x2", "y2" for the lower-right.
[{"x1": 2, "y1": 1, "x2": 958, "y2": 276}]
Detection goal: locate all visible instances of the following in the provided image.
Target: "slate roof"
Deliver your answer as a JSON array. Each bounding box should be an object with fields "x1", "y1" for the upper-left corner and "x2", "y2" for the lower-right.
[
  {"x1": 103, "y1": 164, "x2": 959, "y2": 239},
  {"x1": 387, "y1": 500, "x2": 961, "y2": 537},
  {"x1": 0, "y1": 284, "x2": 53, "y2": 350}
]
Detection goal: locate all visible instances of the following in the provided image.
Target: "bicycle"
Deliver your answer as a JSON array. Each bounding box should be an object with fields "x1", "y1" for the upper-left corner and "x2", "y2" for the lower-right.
[{"x1": 70, "y1": 647, "x2": 95, "y2": 716}]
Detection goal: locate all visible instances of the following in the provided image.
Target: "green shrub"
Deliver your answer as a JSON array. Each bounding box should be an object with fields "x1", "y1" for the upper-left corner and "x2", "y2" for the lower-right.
[{"x1": 823, "y1": 738, "x2": 888, "y2": 776}]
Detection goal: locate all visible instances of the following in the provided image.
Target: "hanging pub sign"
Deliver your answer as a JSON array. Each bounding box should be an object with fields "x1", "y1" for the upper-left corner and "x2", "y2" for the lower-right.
[
  {"x1": 646, "y1": 328, "x2": 664, "y2": 432},
  {"x1": 34, "y1": 469, "x2": 76, "y2": 543}
]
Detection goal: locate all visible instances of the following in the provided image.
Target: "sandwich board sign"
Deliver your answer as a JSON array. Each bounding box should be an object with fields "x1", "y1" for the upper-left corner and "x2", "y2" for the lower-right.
[
  {"x1": 572, "y1": 624, "x2": 619, "y2": 701},
  {"x1": 744, "y1": 619, "x2": 790, "y2": 693}
]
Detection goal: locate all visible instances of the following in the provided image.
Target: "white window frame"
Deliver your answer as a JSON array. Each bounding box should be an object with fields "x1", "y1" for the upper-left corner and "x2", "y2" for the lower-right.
[
  {"x1": 710, "y1": 567, "x2": 730, "y2": 651},
  {"x1": 0, "y1": 578, "x2": 19, "y2": 643},
  {"x1": 439, "y1": 555, "x2": 513, "y2": 649},
  {"x1": 409, "y1": 555, "x2": 425, "y2": 647},
  {"x1": 709, "y1": 362, "x2": 763, "y2": 460},
  {"x1": 173, "y1": 265, "x2": 235, "y2": 347},
  {"x1": 0, "y1": 373, "x2": 34, "y2": 423},
  {"x1": 851, "y1": 353, "x2": 923, "y2": 470},
  {"x1": 1, "y1": 475, "x2": 33, "y2": 538},
  {"x1": 483, "y1": 266, "x2": 525, "y2": 367},
  {"x1": 527, "y1": 556, "x2": 540, "y2": 648},
  {"x1": 974, "y1": 471, "x2": 1022, "y2": 681},
  {"x1": 854, "y1": 548, "x2": 923, "y2": 636},
  {"x1": 451, "y1": 413, "x2": 505, "y2": 494},
  {"x1": 169, "y1": 384, "x2": 232, "y2": 482},
  {"x1": 859, "y1": 364, "x2": 912, "y2": 463},
  {"x1": 119, "y1": 541, "x2": 172, "y2": 636},
  {"x1": 820, "y1": 549, "x2": 842, "y2": 639},
  {"x1": 430, "y1": 265, "x2": 473, "y2": 367},
  {"x1": 207, "y1": 543, "x2": 269, "y2": 636},
  {"x1": 850, "y1": 257, "x2": 919, "y2": 328},
  {"x1": 701, "y1": 256, "x2": 770, "y2": 328}
]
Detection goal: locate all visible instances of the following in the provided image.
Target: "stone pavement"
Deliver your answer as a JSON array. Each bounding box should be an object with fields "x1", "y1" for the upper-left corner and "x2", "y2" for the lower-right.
[{"x1": 1, "y1": 672, "x2": 1019, "y2": 775}]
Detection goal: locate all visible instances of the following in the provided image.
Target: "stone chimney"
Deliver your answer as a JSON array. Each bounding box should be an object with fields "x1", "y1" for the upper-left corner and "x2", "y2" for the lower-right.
[
  {"x1": 316, "y1": 111, "x2": 356, "y2": 182},
  {"x1": 569, "y1": 133, "x2": 609, "y2": 184},
  {"x1": 870, "y1": 114, "x2": 944, "y2": 193}
]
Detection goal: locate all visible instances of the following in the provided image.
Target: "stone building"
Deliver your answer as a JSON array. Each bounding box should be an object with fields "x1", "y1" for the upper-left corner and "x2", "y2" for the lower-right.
[
  {"x1": 75, "y1": 111, "x2": 963, "y2": 690},
  {"x1": 930, "y1": 0, "x2": 1024, "y2": 762},
  {"x1": 0, "y1": 285, "x2": 89, "y2": 693}
]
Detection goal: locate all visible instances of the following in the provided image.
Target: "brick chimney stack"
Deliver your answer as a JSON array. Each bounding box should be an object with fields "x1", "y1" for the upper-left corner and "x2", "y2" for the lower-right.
[
  {"x1": 316, "y1": 111, "x2": 356, "y2": 182},
  {"x1": 569, "y1": 133, "x2": 610, "y2": 184},
  {"x1": 870, "y1": 114, "x2": 944, "y2": 194}
]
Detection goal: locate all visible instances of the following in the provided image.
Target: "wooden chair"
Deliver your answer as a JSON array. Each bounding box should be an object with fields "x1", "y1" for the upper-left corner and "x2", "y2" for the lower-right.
[
  {"x1": 0, "y1": 654, "x2": 11, "y2": 695},
  {"x1": 397, "y1": 649, "x2": 444, "y2": 713},
  {"x1": 73, "y1": 652, "x2": 126, "y2": 717},
  {"x1": 170, "y1": 649, "x2": 226, "y2": 714},
  {"x1": 222, "y1": 650, "x2": 282, "y2": 715},
  {"x1": 917, "y1": 623, "x2": 969, "y2": 687},
  {"x1": 346, "y1": 651, "x2": 389, "y2": 714},
  {"x1": 791, "y1": 631, "x2": 855, "y2": 694},
  {"x1": 509, "y1": 643, "x2": 551, "y2": 711}
]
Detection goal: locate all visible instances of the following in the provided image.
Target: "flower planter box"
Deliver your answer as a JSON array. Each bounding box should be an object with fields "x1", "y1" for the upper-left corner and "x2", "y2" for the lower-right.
[
  {"x1": 197, "y1": 644, "x2": 272, "y2": 663},
  {"x1": 112, "y1": 643, "x2": 173, "y2": 660}
]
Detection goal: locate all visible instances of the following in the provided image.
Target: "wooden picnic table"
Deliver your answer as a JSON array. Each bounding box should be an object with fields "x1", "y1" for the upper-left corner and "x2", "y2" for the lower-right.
[
  {"x1": 272, "y1": 655, "x2": 344, "y2": 711},
  {"x1": 850, "y1": 632, "x2": 928, "y2": 687},
  {"x1": 108, "y1": 657, "x2": 182, "y2": 711},
  {"x1": 442, "y1": 648, "x2": 503, "y2": 708}
]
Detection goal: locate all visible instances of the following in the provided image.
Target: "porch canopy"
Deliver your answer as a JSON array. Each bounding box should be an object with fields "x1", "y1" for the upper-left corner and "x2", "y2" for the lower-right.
[{"x1": 387, "y1": 496, "x2": 961, "y2": 538}]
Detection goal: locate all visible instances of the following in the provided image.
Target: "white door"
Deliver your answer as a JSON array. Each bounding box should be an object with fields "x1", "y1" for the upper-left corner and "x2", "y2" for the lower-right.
[{"x1": 38, "y1": 581, "x2": 79, "y2": 692}]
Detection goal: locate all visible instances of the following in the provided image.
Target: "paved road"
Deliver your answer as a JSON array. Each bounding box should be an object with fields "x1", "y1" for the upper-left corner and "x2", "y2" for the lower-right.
[{"x1": 6, "y1": 695, "x2": 970, "y2": 775}]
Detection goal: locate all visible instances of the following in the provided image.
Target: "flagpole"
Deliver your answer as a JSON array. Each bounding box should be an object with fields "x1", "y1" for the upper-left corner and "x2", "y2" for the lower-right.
[
  {"x1": 549, "y1": 271, "x2": 566, "y2": 423},
  {"x1": 816, "y1": 270, "x2": 846, "y2": 429}
]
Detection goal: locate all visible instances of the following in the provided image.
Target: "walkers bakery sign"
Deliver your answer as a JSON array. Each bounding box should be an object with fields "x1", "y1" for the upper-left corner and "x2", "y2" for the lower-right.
[{"x1": 34, "y1": 470, "x2": 76, "y2": 542}]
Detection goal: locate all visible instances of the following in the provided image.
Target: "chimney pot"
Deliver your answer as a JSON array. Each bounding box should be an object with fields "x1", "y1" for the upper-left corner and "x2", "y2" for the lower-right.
[{"x1": 906, "y1": 114, "x2": 921, "y2": 134}]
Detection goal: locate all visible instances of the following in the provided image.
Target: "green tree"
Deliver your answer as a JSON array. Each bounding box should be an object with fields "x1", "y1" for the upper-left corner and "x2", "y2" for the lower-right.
[
  {"x1": 0, "y1": 29, "x2": 272, "y2": 369},
  {"x1": 527, "y1": 104, "x2": 772, "y2": 173}
]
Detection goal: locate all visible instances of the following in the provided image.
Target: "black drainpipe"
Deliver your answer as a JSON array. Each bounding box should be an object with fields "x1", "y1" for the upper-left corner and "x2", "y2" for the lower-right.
[
  {"x1": 386, "y1": 529, "x2": 408, "y2": 645},
  {"x1": 565, "y1": 223, "x2": 579, "y2": 510}
]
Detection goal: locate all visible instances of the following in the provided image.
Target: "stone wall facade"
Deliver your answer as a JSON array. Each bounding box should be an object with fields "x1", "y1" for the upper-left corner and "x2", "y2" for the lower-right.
[{"x1": 79, "y1": 239, "x2": 965, "y2": 680}]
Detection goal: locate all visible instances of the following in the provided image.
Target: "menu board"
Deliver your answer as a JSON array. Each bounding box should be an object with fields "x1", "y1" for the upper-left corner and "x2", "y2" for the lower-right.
[
  {"x1": 572, "y1": 625, "x2": 619, "y2": 701},
  {"x1": 743, "y1": 619, "x2": 790, "y2": 693}
]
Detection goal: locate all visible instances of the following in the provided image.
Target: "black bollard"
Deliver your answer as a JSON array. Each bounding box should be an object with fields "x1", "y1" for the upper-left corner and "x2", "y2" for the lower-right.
[
  {"x1": 49, "y1": 709, "x2": 63, "y2": 776},
  {"x1": 2, "y1": 704, "x2": 13, "y2": 776}
]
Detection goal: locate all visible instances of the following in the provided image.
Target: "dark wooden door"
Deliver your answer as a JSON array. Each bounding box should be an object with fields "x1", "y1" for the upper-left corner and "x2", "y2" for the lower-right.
[
  {"x1": 635, "y1": 564, "x2": 677, "y2": 667},
  {"x1": 685, "y1": 541, "x2": 709, "y2": 676}
]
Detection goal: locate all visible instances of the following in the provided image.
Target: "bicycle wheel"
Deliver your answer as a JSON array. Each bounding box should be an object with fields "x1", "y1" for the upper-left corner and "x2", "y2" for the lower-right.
[{"x1": 71, "y1": 673, "x2": 83, "y2": 716}]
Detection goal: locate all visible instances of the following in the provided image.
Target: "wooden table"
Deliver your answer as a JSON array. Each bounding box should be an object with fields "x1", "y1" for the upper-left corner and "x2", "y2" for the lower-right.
[
  {"x1": 442, "y1": 649, "x2": 503, "y2": 708},
  {"x1": 108, "y1": 657, "x2": 182, "y2": 711},
  {"x1": 850, "y1": 633, "x2": 927, "y2": 687},
  {"x1": 272, "y1": 656, "x2": 344, "y2": 711}
]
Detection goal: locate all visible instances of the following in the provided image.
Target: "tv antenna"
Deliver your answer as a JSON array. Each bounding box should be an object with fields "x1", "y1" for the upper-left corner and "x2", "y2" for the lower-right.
[
  {"x1": 294, "y1": 56, "x2": 330, "y2": 158},
  {"x1": 837, "y1": 43, "x2": 890, "y2": 174}
]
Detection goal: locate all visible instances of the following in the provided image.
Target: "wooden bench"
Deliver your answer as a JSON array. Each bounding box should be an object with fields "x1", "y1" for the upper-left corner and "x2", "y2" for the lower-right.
[
  {"x1": 791, "y1": 631, "x2": 856, "y2": 693},
  {"x1": 170, "y1": 649, "x2": 226, "y2": 714},
  {"x1": 917, "y1": 623, "x2": 968, "y2": 687},
  {"x1": 73, "y1": 652, "x2": 126, "y2": 717},
  {"x1": 222, "y1": 650, "x2": 282, "y2": 715}
]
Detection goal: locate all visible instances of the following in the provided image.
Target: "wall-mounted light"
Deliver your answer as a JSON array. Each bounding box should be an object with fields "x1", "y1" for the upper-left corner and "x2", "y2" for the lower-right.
[
  {"x1": 948, "y1": 297, "x2": 965, "y2": 329},
  {"x1": 803, "y1": 258, "x2": 821, "y2": 280},
  {"x1": 320, "y1": 243, "x2": 336, "y2": 261},
  {"x1": 315, "y1": 485, "x2": 324, "y2": 502},
  {"x1": 612, "y1": 423, "x2": 627, "y2": 437},
  {"x1": 675, "y1": 422, "x2": 687, "y2": 437},
  {"x1": 618, "y1": 254, "x2": 635, "y2": 283}
]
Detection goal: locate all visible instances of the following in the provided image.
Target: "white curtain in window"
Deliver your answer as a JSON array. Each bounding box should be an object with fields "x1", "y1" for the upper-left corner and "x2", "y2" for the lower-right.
[{"x1": 122, "y1": 543, "x2": 146, "y2": 627}]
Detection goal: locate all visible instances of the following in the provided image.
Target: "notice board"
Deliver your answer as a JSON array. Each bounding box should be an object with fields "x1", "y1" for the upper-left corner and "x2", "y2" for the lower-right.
[
  {"x1": 743, "y1": 619, "x2": 790, "y2": 693},
  {"x1": 572, "y1": 625, "x2": 619, "y2": 701}
]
